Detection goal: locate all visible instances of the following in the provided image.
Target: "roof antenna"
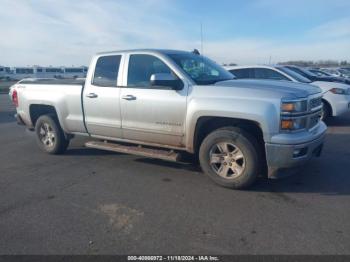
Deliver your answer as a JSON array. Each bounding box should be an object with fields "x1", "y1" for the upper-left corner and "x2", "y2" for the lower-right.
[
  {"x1": 192, "y1": 22, "x2": 204, "y2": 55},
  {"x1": 200, "y1": 22, "x2": 203, "y2": 55},
  {"x1": 192, "y1": 49, "x2": 200, "y2": 55}
]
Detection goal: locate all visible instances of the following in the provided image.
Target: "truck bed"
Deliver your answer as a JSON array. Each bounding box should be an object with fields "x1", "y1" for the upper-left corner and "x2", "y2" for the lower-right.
[{"x1": 13, "y1": 78, "x2": 87, "y2": 134}]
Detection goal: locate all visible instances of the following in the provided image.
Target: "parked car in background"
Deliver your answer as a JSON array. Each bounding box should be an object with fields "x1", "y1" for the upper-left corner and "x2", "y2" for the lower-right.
[
  {"x1": 10, "y1": 49, "x2": 326, "y2": 189},
  {"x1": 338, "y1": 68, "x2": 350, "y2": 78},
  {"x1": 308, "y1": 68, "x2": 333, "y2": 77},
  {"x1": 225, "y1": 65, "x2": 350, "y2": 120},
  {"x1": 308, "y1": 68, "x2": 350, "y2": 79},
  {"x1": 320, "y1": 68, "x2": 342, "y2": 77},
  {"x1": 284, "y1": 65, "x2": 350, "y2": 85},
  {"x1": 340, "y1": 67, "x2": 350, "y2": 74}
]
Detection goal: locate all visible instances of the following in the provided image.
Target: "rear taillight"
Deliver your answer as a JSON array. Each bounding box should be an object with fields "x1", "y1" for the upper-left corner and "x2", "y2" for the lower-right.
[{"x1": 12, "y1": 90, "x2": 18, "y2": 107}]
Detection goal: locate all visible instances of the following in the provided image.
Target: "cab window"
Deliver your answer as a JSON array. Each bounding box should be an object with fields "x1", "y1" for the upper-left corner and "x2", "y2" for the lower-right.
[
  {"x1": 127, "y1": 54, "x2": 174, "y2": 88},
  {"x1": 93, "y1": 55, "x2": 121, "y2": 87}
]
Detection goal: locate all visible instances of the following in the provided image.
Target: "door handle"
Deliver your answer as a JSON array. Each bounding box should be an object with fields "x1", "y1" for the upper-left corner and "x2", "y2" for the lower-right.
[
  {"x1": 122, "y1": 95, "x2": 137, "y2": 101},
  {"x1": 86, "y1": 93, "x2": 98, "y2": 98}
]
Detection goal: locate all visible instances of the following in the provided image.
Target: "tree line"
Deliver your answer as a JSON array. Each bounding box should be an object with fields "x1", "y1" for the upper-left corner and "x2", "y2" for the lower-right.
[{"x1": 222, "y1": 60, "x2": 350, "y2": 67}]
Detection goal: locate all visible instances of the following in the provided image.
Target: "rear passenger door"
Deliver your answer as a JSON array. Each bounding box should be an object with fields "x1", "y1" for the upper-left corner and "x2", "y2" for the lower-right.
[{"x1": 83, "y1": 54, "x2": 123, "y2": 138}]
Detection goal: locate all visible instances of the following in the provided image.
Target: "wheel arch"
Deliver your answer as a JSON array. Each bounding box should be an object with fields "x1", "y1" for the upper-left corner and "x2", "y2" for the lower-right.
[
  {"x1": 193, "y1": 116, "x2": 265, "y2": 156},
  {"x1": 29, "y1": 104, "x2": 70, "y2": 139},
  {"x1": 29, "y1": 104, "x2": 58, "y2": 126},
  {"x1": 322, "y1": 99, "x2": 333, "y2": 117}
]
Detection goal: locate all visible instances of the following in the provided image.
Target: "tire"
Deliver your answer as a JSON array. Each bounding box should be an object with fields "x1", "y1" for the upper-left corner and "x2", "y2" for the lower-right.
[
  {"x1": 321, "y1": 102, "x2": 331, "y2": 121},
  {"x1": 35, "y1": 115, "x2": 69, "y2": 154},
  {"x1": 199, "y1": 127, "x2": 260, "y2": 189}
]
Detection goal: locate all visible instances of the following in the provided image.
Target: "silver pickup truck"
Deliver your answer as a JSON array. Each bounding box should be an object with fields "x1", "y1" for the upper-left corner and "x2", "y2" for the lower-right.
[{"x1": 10, "y1": 49, "x2": 326, "y2": 189}]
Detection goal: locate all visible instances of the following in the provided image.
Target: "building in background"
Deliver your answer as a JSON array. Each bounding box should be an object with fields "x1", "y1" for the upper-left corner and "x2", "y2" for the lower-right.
[
  {"x1": 0, "y1": 66, "x2": 12, "y2": 79},
  {"x1": 0, "y1": 65, "x2": 88, "y2": 80}
]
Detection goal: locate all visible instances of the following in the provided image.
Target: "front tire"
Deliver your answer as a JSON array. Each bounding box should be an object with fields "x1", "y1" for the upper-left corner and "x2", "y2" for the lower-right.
[
  {"x1": 35, "y1": 115, "x2": 69, "y2": 154},
  {"x1": 199, "y1": 127, "x2": 260, "y2": 189},
  {"x1": 321, "y1": 101, "x2": 331, "y2": 121}
]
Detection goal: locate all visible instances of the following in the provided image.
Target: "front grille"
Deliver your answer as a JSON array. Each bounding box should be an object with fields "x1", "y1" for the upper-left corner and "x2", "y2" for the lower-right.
[
  {"x1": 309, "y1": 111, "x2": 322, "y2": 129},
  {"x1": 310, "y1": 97, "x2": 322, "y2": 110}
]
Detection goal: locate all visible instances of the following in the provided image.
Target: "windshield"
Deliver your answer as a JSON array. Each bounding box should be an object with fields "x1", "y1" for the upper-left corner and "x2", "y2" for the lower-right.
[
  {"x1": 168, "y1": 53, "x2": 235, "y2": 85},
  {"x1": 277, "y1": 66, "x2": 312, "y2": 83}
]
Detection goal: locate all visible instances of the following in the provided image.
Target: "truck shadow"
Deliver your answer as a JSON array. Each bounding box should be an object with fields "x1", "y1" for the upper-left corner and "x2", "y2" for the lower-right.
[
  {"x1": 134, "y1": 158, "x2": 202, "y2": 172},
  {"x1": 324, "y1": 114, "x2": 350, "y2": 127},
  {"x1": 64, "y1": 148, "x2": 120, "y2": 156},
  {"x1": 64, "y1": 133, "x2": 350, "y2": 195},
  {"x1": 130, "y1": 133, "x2": 350, "y2": 196},
  {"x1": 250, "y1": 132, "x2": 350, "y2": 195}
]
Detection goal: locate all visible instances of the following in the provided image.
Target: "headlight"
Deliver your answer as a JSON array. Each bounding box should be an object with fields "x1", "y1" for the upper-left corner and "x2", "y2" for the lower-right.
[
  {"x1": 281, "y1": 117, "x2": 307, "y2": 131},
  {"x1": 281, "y1": 99, "x2": 307, "y2": 114},
  {"x1": 330, "y1": 88, "x2": 350, "y2": 95}
]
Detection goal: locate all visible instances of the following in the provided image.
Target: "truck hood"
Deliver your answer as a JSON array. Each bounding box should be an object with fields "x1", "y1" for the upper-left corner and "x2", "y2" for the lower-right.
[{"x1": 214, "y1": 79, "x2": 321, "y2": 99}]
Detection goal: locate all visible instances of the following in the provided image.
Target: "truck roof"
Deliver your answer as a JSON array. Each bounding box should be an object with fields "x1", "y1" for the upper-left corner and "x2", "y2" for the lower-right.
[{"x1": 96, "y1": 49, "x2": 192, "y2": 56}]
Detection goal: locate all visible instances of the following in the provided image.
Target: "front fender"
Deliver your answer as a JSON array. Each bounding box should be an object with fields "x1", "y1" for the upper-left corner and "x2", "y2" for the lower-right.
[{"x1": 185, "y1": 97, "x2": 279, "y2": 152}]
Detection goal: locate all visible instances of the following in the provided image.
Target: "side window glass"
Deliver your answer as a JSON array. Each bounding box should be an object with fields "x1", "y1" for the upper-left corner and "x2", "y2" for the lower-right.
[
  {"x1": 127, "y1": 54, "x2": 173, "y2": 87},
  {"x1": 230, "y1": 69, "x2": 251, "y2": 79},
  {"x1": 93, "y1": 55, "x2": 121, "y2": 87},
  {"x1": 254, "y1": 68, "x2": 288, "y2": 80}
]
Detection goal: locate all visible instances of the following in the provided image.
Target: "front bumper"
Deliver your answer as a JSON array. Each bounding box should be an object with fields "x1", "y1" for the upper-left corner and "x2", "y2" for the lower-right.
[{"x1": 265, "y1": 124, "x2": 326, "y2": 179}]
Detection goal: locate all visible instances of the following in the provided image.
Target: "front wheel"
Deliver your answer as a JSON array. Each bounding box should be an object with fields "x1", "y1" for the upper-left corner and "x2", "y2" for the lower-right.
[
  {"x1": 35, "y1": 115, "x2": 69, "y2": 154},
  {"x1": 199, "y1": 127, "x2": 260, "y2": 189},
  {"x1": 321, "y1": 102, "x2": 331, "y2": 121}
]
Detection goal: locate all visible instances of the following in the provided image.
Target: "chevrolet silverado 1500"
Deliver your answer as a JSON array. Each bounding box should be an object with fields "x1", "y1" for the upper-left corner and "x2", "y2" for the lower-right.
[{"x1": 10, "y1": 49, "x2": 326, "y2": 189}]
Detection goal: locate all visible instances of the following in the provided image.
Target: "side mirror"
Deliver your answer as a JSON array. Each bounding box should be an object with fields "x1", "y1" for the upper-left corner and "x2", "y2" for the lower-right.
[{"x1": 150, "y1": 73, "x2": 183, "y2": 90}]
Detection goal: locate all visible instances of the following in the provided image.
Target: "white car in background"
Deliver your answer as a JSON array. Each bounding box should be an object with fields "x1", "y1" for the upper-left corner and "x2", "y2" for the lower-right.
[
  {"x1": 320, "y1": 68, "x2": 342, "y2": 77},
  {"x1": 225, "y1": 65, "x2": 350, "y2": 120}
]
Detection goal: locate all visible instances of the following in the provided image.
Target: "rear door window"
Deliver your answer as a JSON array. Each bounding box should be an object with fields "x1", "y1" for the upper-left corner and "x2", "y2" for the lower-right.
[{"x1": 93, "y1": 55, "x2": 122, "y2": 87}]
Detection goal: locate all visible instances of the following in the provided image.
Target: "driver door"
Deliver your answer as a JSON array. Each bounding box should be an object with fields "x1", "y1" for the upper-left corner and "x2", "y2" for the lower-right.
[{"x1": 120, "y1": 54, "x2": 187, "y2": 147}]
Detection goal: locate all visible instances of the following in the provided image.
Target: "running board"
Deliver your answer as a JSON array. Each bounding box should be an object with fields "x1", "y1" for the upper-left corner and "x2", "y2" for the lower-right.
[{"x1": 85, "y1": 141, "x2": 180, "y2": 162}]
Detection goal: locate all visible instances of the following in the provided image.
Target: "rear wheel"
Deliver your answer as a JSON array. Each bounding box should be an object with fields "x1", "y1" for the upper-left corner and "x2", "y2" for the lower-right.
[
  {"x1": 199, "y1": 127, "x2": 259, "y2": 189},
  {"x1": 35, "y1": 115, "x2": 69, "y2": 154}
]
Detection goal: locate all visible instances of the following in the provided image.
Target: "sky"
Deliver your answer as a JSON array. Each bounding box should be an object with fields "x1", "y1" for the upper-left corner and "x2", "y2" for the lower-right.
[{"x1": 0, "y1": 0, "x2": 349, "y2": 66}]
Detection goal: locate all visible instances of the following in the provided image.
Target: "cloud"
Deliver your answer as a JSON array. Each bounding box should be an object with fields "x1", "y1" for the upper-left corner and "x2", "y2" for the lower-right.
[
  {"x1": 0, "y1": 0, "x2": 190, "y2": 66},
  {"x1": 309, "y1": 18, "x2": 350, "y2": 39},
  {"x1": 205, "y1": 37, "x2": 350, "y2": 65},
  {"x1": 0, "y1": 0, "x2": 349, "y2": 66},
  {"x1": 253, "y1": 0, "x2": 350, "y2": 17}
]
